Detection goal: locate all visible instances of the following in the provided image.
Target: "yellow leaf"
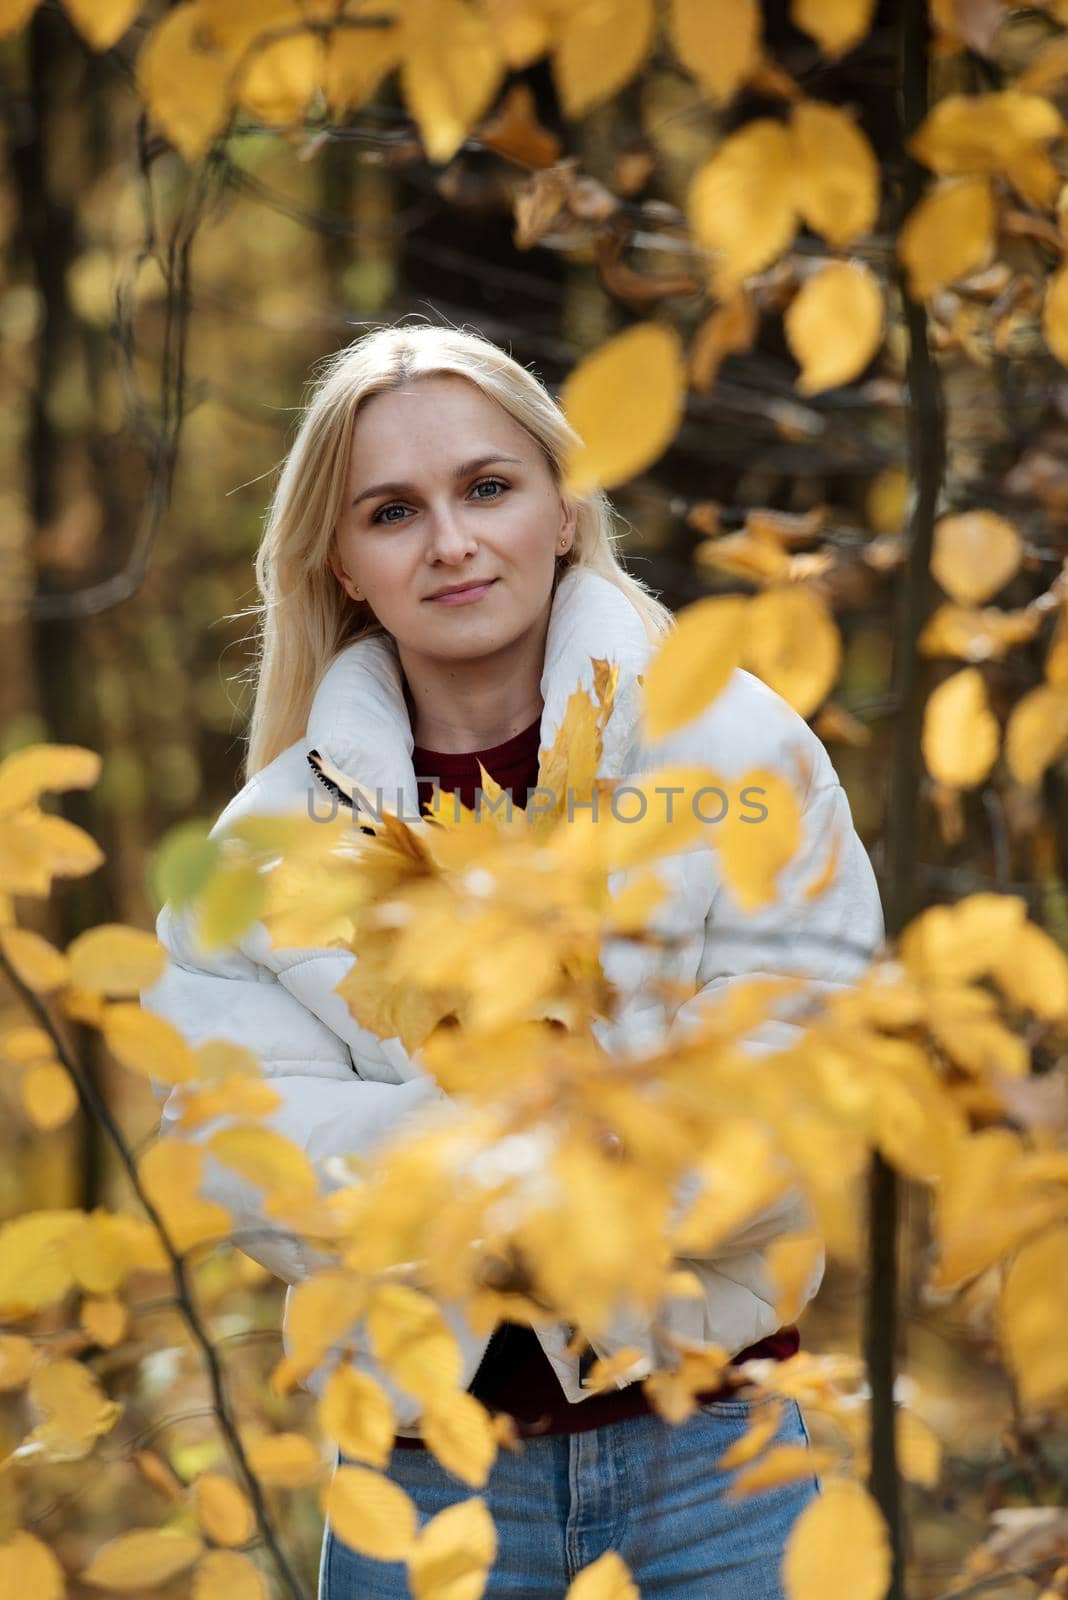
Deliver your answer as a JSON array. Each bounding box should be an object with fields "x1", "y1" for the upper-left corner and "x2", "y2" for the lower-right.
[
  {"x1": 402, "y1": 0, "x2": 505, "y2": 162},
  {"x1": 0, "y1": 744, "x2": 100, "y2": 813},
  {"x1": 194, "y1": 1474, "x2": 255, "y2": 1548},
  {"x1": 782, "y1": 1478, "x2": 890, "y2": 1600},
  {"x1": 407, "y1": 1495, "x2": 497, "y2": 1600},
  {"x1": 196, "y1": 0, "x2": 316, "y2": 51},
  {"x1": 0, "y1": 928, "x2": 69, "y2": 993},
  {"x1": 60, "y1": 986, "x2": 105, "y2": 1027},
  {"x1": 743, "y1": 587, "x2": 842, "y2": 715},
  {"x1": 993, "y1": 920, "x2": 1068, "y2": 1020},
  {"x1": 688, "y1": 120, "x2": 797, "y2": 293},
  {"x1": 561, "y1": 323, "x2": 685, "y2": 496},
  {"x1": 138, "y1": 1141, "x2": 232, "y2": 1254},
  {"x1": 551, "y1": 0, "x2": 654, "y2": 119},
  {"x1": 727, "y1": 1440, "x2": 837, "y2": 1497},
  {"x1": 205, "y1": 1124, "x2": 317, "y2": 1204},
  {"x1": 930, "y1": 1127, "x2": 1068, "y2": 1290},
  {"x1": 366, "y1": 1282, "x2": 463, "y2": 1402},
  {"x1": 1018, "y1": 28, "x2": 1068, "y2": 94},
  {"x1": 176, "y1": 1079, "x2": 282, "y2": 1133},
  {"x1": 866, "y1": 1036, "x2": 966, "y2": 1184},
  {"x1": 477, "y1": 0, "x2": 549, "y2": 66},
  {"x1": 286, "y1": 1272, "x2": 368, "y2": 1383},
  {"x1": 420, "y1": 1388, "x2": 497, "y2": 1488},
  {"x1": 191, "y1": 1548, "x2": 267, "y2": 1600},
  {"x1": 80, "y1": 1529, "x2": 203, "y2": 1591},
  {"x1": 325, "y1": 1463, "x2": 417, "y2": 1562},
  {"x1": 1003, "y1": 143, "x2": 1061, "y2": 208},
  {"x1": 192, "y1": 1549, "x2": 269, "y2": 1600},
  {"x1": 689, "y1": 290, "x2": 758, "y2": 392},
  {"x1": 641, "y1": 596, "x2": 750, "y2": 740},
  {"x1": 866, "y1": 465, "x2": 907, "y2": 533},
  {"x1": 20, "y1": 1062, "x2": 78, "y2": 1131},
  {"x1": 1000, "y1": 1226, "x2": 1068, "y2": 1414},
  {"x1": 1047, "y1": 605, "x2": 1068, "y2": 686},
  {"x1": 1, "y1": 1025, "x2": 54, "y2": 1064},
  {"x1": 567, "y1": 764, "x2": 718, "y2": 875},
  {"x1": 26, "y1": 1358, "x2": 121, "y2": 1460},
  {"x1": 785, "y1": 260, "x2": 883, "y2": 394},
  {"x1": 790, "y1": 101, "x2": 879, "y2": 248},
  {"x1": 62, "y1": 0, "x2": 140, "y2": 50},
  {"x1": 566, "y1": 1549, "x2": 639, "y2": 1599},
  {"x1": 713, "y1": 768, "x2": 803, "y2": 911},
  {"x1": 1042, "y1": 262, "x2": 1068, "y2": 368},
  {"x1": 236, "y1": 31, "x2": 324, "y2": 124},
  {"x1": 0, "y1": 1530, "x2": 65, "y2": 1600},
  {"x1": 321, "y1": 13, "x2": 403, "y2": 118},
  {"x1": 67, "y1": 923, "x2": 165, "y2": 996},
  {"x1": 535, "y1": 672, "x2": 612, "y2": 829},
  {"x1": 0, "y1": 811, "x2": 103, "y2": 895},
  {"x1": 66, "y1": 1211, "x2": 130, "y2": 1296},
  {"x1": 764, "y1": 1237, "x2": 826, "y2": 1324},
  {"x1": 930, "y1": 510, "x2": 1022, "y2": 606},
  {"x1": 909, "y1": 90, "x2": 1063, "y2": 175},
  {"x1": 0, "y1": 1334, "x2": 37, "y2": 1390},
  {"x1": 196, "y1": 862, "x2": 267, "y2": 954},
  {"x1": 897, "y1": 177, "x2": 995, "y2": 301},
  {"x1": 319, "y1": 1366, "x2": 395, "y2": 1470},
  {"x1": 921, "y1": 669, "x2": 999, "y2": 789},
  {"x1": 101, "y1": 1002, "x2": 198, "y2": 1085},
  {"x1": 899, "y1": 893, "x2": 1024, "y2": 984},
  {"x1": 896, "y1": 1407, "x2": 942, "y2": 1487},
  {"x1": 802, "y1": 823, "x2": 841, "y2": 901},
  {"x1": 717, "y1": 1396, "x2": 789, "y2": 1467},
  {"x1": 0, "y1": 1211, "x2": 82, "y2": 1314},
  {"x1": 669, "y1": 0, "x2": 761, "y2": 103},
  {"x1": 918, "y1": 603, "x2": 1040, "y2": 662},
  {"x1": 136, "y1": 6, "x2": 233, "y2": 161},
  {"x1": 244, "y1": 1431, "x2": 320, "y2": 1488},
  {"x1": 108, "y1": 1212, "x2": 168, "y2": 1274},
  {"x1": 80, "y1": 1295, "x2": 128, "y2": 1349},
  {"x1": 0, "y1": 0, "x2": 39, "y2": 39},
  {"x1": 193, "y1": 1040, "x2": 264, "y2": 1083},
  {"x1": 790, "y1": 0, "x2": 876, "y2": 57},
  {"x1": 1005, "y1": 683, "x2": 1068, "y2": 787}
]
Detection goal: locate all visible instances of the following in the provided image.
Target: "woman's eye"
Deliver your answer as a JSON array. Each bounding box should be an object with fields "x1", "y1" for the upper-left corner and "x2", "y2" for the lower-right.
[{"x1": 372, "y1": 478, "x2": 508, "y2": 525}]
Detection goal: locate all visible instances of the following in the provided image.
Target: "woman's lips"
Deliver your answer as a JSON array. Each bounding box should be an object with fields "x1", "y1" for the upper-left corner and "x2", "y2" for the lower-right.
[{"x1": 426, "y1": 579, "x2": 499, "y2": 605}]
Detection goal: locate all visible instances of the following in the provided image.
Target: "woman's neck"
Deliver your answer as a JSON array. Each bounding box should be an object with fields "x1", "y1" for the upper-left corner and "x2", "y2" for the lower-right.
[
  {"x1": 406, "y1": 688, "x2": 544, "y2": 754},
  {"x1": 400, "y1": 620, "x2": 549, "y2": 754}
]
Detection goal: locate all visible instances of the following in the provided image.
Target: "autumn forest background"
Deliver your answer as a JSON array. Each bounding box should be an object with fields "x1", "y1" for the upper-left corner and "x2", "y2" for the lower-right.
[{"x1": 2, "y1": 1, "x2": 1068, "y2": 1598}]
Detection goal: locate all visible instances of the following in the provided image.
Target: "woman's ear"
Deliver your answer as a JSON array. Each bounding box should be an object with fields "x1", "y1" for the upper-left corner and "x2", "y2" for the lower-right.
[
  {"x1": 559, "y1": 494, "x2": 578, "y2": 554},
  {"x1": 327, "y1": 538, "x2": 361, "y2": 601}
]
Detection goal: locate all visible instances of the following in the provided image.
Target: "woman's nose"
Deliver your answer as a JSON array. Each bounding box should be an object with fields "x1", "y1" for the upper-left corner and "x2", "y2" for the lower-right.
[{"x1": 427, "y1": 505, "x2": 476, "y2": 557}]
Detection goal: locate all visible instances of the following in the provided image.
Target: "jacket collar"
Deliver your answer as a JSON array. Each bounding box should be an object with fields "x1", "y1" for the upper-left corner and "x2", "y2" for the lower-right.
[{"x1": 304, "y1": 566, "x2": 655, "y2": 813}]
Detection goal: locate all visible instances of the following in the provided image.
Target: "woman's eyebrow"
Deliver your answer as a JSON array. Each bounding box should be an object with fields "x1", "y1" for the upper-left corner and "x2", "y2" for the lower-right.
[{"x1": 351, "y1": 453, "x2": 524, "y2": 507}]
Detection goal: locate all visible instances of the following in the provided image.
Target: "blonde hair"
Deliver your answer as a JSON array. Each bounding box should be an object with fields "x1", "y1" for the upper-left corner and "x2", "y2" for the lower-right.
[{"x1": 236, "y1": 320, "x2": 675, "y2": 782}]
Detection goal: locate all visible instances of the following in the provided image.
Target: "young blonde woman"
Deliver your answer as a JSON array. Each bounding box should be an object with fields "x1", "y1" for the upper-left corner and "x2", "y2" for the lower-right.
[{"x1": 141, "y1": 323, "x2": 884, "y2": 1598}]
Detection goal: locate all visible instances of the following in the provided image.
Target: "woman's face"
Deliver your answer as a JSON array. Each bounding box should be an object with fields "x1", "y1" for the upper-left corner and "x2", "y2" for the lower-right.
[{"x1": 328, "y1": 375, "x2": 575, "y2": 663}]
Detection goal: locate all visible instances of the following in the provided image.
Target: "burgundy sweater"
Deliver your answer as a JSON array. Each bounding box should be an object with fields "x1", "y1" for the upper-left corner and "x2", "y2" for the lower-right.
[{"x1": 395, "y1": 713, "x2": 799, "y2": 1447}]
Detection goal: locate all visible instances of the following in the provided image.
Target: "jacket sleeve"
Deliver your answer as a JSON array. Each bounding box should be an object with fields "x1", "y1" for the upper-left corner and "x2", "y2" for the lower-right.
[
  {"x1": 665, "y1": 754, "x2": 885, "y2": 1267},
  {"x1": 139, "y1": 898, "x2": 453, "y2": 1286}
]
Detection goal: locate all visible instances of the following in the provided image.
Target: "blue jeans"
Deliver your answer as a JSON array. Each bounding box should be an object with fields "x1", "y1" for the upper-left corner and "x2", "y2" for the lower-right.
[{"x1": 318, "y1": 1393, "x2": 823, "y2": 1598}]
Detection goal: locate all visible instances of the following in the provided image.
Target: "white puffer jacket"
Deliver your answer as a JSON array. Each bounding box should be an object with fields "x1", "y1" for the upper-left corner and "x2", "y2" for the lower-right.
[{"x1": 140, "y1": 566, "x2": 884, "y2": 1436}]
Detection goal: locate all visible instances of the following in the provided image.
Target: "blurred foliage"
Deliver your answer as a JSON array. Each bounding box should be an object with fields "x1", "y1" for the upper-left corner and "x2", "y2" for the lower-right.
[{"x1": 2, "y1": 0, "x2": 1068, "y2": 1597}]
